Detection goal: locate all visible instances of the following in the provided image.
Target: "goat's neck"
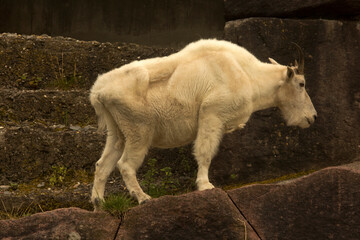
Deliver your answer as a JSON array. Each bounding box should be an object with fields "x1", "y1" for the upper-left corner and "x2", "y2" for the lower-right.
[{"x1": 251, "y1": 63, "x2": 286, "y2": 112}]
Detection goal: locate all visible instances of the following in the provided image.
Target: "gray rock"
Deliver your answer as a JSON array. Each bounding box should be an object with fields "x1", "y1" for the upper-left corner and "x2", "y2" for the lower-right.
[
  {"x1": 227, "y1": 163, "x2": 360, "y2": 239},
  {"x1": 117, "y1": 188, "x2": 259, "y2": 240},
  {"x1": 0, "y1": 207, "x2": 120, "y2": 240},
  {"x1": 37, "y1": 182, "x2": 45, "y2": 188},
  {"x1": 70, "y1": 125, "x2": 81, "y2": 131},
  {"x1": 0, "y1": 185, "x2": 10, "y2": 190},
  {"x1": 68, "y1": 231, "x2": 81, "y2": 240}
]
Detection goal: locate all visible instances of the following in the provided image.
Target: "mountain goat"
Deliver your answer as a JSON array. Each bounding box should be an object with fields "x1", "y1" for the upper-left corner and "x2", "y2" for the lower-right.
[{"x1": 90, "y1": 39, "x2": 317, "y2": 208}]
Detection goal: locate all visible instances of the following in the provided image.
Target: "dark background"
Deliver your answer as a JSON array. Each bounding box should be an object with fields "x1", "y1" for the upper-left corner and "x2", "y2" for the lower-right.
[{"x1": 0, "y1": 0, "x2": 224, "y2": 46}]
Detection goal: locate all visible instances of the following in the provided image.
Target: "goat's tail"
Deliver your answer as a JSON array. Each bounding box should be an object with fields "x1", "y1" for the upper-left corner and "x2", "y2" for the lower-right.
[{"x1": 89, "y1": 91, "x2": 108, "y2": 132}]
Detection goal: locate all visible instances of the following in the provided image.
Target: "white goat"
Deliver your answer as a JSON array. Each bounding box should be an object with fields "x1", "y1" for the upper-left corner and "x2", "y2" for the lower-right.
[{"x1": 90, "y1": 39, "x2": 317, "y2": 208}]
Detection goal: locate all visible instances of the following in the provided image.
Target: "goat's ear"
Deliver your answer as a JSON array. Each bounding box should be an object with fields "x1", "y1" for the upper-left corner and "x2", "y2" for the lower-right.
[
  {"x1": 269, "y1": 57, "x2": 279, "y2": 65},
  {"x1": 286, "y1": 67, "x2": 295, "y2": 81}
]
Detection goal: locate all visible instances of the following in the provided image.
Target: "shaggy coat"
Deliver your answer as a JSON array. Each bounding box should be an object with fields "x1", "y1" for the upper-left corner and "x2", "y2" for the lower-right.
[{"x1": 90, "y1": 39, "x2": 317, "y2": 207}]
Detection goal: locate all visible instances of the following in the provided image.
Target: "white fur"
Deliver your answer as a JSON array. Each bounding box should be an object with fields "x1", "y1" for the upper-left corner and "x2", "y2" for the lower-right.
[{"x1": 89, "y1": 39, "x2": 317, "y2": 208}]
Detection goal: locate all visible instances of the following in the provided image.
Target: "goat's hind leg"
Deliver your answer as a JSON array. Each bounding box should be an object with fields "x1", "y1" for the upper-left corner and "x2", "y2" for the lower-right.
[
  {"x1": 91, "y1": 130, "x2": 124, "y2": 211},
  {"x1": 117, "y1": 142, "x2": 151, "y2": 204}
]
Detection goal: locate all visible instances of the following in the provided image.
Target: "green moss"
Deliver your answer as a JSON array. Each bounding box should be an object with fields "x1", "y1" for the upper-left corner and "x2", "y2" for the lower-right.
[
  {"x1": 65, "y1": 168, "x2": 94, "y2": 185},
  {"x1": 223, "y1": 170, "x2": 316, "y2": 190},
  {"x1": 16, "y1": 182, "x2": 40, "y2": 193},
  {"x1": 15, "y1": 168, "x2": 93, "y2": 193},
  {"x1": 0, "y1": 106, "x2": 17, "y2": 124},
  {"x1": 49, "y1": 165, "x2": 67, "y2": 186},
  {"x1": 140, "y1": 158, "x2": 183, "y2": 198},
  {"x1": 230, "y1": 174, "x2": 238, "y2": 180}
]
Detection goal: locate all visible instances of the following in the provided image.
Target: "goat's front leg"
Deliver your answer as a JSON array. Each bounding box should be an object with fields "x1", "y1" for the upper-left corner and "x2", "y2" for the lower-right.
[{"x1": 193, "y1": 114, "x2": 224, "y2": 191}]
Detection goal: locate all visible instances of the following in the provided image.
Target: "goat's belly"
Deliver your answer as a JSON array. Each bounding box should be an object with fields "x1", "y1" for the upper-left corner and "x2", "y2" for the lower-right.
[{"x1": 151, "y1": 119, "x2": 197, "y2": 149}]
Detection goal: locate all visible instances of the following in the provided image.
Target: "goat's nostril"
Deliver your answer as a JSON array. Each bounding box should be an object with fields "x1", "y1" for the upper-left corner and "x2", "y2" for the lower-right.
[{"x1": 313, "y1": 115, "x2": 317, "y2": 120}]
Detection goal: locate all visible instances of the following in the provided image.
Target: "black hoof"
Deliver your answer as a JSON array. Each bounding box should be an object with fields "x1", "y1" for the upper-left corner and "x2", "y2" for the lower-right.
[
  {"x1": 94, "y1": 197, "x2": 101, "y2": 207},
  {"x1": 140, "y1": 199, "x2": 150, "y2": 205}
]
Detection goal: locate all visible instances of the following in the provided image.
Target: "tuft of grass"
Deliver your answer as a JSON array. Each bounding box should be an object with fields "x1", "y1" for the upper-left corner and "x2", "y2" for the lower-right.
[
  {"x1": 101, "y1": 193, "x2": 136, "y2": 217},
  {"x1": 0, "y1": 200, "x2": 44, "y2": 220},
  {"x1": 50, "y1": 53, "x2": 83, "y2": 90}
]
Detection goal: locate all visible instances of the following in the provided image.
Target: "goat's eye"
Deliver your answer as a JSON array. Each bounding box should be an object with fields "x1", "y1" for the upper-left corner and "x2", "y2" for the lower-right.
[{"x1": 299, "y1": 83, "x2": 305, "y2": 87}]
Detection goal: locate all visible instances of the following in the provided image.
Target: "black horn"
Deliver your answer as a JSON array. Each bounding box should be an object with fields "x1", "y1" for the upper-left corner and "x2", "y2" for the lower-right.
[{"x1": 292, "y1": 42, "x2": 305, "y2": 74}]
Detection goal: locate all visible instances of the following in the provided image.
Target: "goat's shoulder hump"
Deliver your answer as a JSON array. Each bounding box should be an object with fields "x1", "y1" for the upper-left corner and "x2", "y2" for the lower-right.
[
  {"x1": 181, "y1": 39, "x2": 239, "y2": 53},
  {"x1": 180, "y1": 39, "x2": 256, "y2": 63}
]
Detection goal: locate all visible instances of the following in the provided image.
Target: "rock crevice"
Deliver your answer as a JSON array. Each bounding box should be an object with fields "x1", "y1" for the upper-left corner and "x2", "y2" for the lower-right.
[{"x1": 225, "y1": 191, "x2": 263, "y2": 240}]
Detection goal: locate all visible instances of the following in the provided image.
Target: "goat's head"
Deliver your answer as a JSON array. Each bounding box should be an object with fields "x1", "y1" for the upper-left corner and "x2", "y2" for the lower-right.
[{"x1": 270, "y1": 44, "x2": 317, "y2": 128}]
